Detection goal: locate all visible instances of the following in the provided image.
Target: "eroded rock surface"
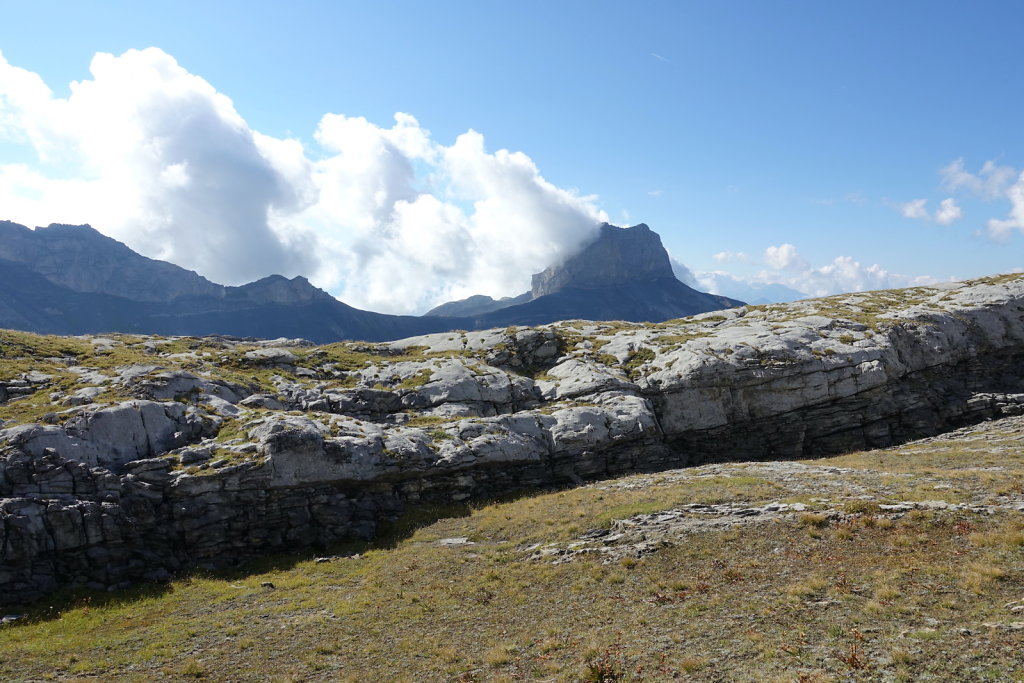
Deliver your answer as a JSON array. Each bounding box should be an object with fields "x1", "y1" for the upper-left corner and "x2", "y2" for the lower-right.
[{"x1": 2, "y1": 273, "x2": 1024, "y2": 603}]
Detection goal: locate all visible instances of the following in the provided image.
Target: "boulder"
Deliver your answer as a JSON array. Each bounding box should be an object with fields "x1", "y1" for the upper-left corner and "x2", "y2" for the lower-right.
[
  {"x1": 0, "y1": 400, "x2": 217, "y2": 469},
  {"x1": 243, "y1": 348, "x2": 298, "y2": 367}
]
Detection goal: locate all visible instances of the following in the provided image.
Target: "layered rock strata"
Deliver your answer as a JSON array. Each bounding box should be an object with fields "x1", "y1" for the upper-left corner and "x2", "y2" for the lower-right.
[{"x1": 2, "y1": 274, "x2": 1024, "y2": 603}]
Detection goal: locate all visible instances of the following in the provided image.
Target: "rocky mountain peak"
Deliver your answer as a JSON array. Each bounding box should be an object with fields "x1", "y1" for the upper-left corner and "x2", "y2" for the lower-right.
[{"x1": 530, "y1": 222, "x2": 676, "y2": 298}]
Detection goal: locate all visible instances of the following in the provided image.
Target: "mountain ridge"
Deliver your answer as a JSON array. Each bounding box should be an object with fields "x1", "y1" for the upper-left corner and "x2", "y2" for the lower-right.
[{"x1": 0, "y1": 220, "x2": 742, "y2": 341}]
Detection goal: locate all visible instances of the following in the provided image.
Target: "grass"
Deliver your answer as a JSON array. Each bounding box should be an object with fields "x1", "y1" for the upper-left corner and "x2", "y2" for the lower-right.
[
  {"x1": 4, "y1": 421, "x2": 1024, "y2": 681},
  {"x1": 4, "y1": 509, "x2": 1021, "y2": 681},
  {"x1": 653, "y1": 330, "x2": 712, "y2": 352},
  {"x1": 0, "y1": 329, "x2": 91, "y2": 360},
  {"x1": 621, "y1": 346, "x2": 656, "y2": 378},
  {"x1": 396, "y1": 368, "x2": 433, "y2": 390},
  {"x1": 403, "y1": 414, "x2": 452, "y2": 428},
  {"x1": 965, "y1": 272, "x2": 1024, "y2": 287}
]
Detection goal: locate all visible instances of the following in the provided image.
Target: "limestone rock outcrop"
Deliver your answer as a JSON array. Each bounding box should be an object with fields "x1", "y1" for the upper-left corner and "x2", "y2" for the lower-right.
[{"x1": 2, "y1": 273, "x2": 1024, "y2": 603}]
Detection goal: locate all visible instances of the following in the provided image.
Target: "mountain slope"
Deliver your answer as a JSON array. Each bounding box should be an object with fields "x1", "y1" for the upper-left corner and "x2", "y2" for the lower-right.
[
  {"x1": 0, "y1": 255, "x2": 460, "y2": 341},
  {"x1": 6, "y1": 417, "x2": 1023, "y2": 679},
  {"x1": 471, "y1": 278, "x2": 737, "y2": 327}
]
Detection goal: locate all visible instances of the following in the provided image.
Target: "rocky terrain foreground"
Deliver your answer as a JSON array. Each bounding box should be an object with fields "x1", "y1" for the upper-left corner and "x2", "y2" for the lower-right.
[{"x1": 2, "y1": 273, "x2": 1024, "y2": 610}]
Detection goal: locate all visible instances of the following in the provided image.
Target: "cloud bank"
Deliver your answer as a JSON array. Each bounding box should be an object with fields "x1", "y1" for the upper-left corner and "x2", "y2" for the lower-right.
[
  {"x1": 0, "y1": 48, "x2": 606, "y2": 314},
  {"x1": 676, "y1": 244, "x2": 937, "y2": 304}
]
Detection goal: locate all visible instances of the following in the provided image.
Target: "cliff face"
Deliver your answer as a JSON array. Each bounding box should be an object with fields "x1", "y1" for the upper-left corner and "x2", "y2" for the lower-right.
[
  {"x1": 0, "y1": 221, "x2": 224, "y2": 302},
  {"x1": 2, "y1": 273, "x2": 1024, "y2": 603},
  {"x1": 530, "y1": 223, "x2": 675, "y2": 296}
]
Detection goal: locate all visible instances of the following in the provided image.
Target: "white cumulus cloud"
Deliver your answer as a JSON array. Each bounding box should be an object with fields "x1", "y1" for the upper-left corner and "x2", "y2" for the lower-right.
[
  {"x1": 986, "y1": 171, "x2": 1024, "y2": 241},
  {"x1": 941, "y1": 158, "x2": 1016, "y2": 199},
  {"x1": 0, "y1": 48, "x2": 607, "y2": 314},
  {"x1": 763, "y1": 243, "x2": 807, "y2": 270},
  {"x1": 934, "y1": 198, "x2": 963, "y2": 226},
  {"x1": 0, "y1": 47, "x2": 318, "y2": 284},
  {"x1": 712, "y1": 250, "x2": 749, "y2": 263},
  {"x1": 900, "y1": 198, "x2": 930, "y2": 221},
  {"x1": 898, "y1": 197, "x2": 962, "y2": 225},
  {"x1": 933, "y1": 157, "x2": 1024, "y2": 241},
  {"x1": 668, "y1": 257, "x2": 698, "y2": 287}
]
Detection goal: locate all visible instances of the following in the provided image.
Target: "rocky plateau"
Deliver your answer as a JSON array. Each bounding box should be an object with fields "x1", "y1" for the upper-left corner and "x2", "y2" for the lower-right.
[{"x1": 2, "y1": 272, "x2": 1024, "y2": 604}]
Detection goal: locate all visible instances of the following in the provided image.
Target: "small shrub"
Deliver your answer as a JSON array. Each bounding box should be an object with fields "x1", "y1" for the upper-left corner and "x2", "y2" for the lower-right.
[
  {"x1": 582, "y1": 647, "x2": 625, "y2": 682},
  {"x1": 844, "y1": 500, "x2": 880, "y2": 515},
  {"x1": 799, "y1": 512, "x2": 830, "y2": 528},
  {"x1": 427, "y1": 428, "x2": 454, "y2": 443},
  {"x1": 397, "y1": 369, "x2": 433, "y2": 390},
  {"x1": 622, "y1": 347, "x2": 656, "y2": 377},
  {"x1": 786, "y1": 575, "x2": 829, "y2": 600},
  {"x1": 679, "y1": 655, "x2": 708, "y2": 672},
  {"x1": 839, "y1": 641, "x2": 866, "y2": 670},
  {"x1": 180, "y1": 658, "x2": 207, "y2": 678},
  {"x1": 962, "y1": 561, "x2": 1007, "y2": 593},
  {"x1": 484, "y1": 644, "x2": 514, "y2": 667}
]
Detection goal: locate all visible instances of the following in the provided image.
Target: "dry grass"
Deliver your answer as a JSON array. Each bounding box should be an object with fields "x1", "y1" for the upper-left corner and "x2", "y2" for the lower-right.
[{"x1": 2, "y1": 427, "x2": 1024, "y2": 682}]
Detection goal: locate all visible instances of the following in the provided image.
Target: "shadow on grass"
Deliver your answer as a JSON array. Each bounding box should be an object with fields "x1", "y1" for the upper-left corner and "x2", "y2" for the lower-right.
[{"x1": 5, "y1": 489, "x2": 547, "y2": 628}]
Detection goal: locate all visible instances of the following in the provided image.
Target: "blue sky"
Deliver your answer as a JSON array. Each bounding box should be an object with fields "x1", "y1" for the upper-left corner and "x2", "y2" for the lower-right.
[{"x1": 0, "y1": 1, "x2": 1021, "y2": 312}]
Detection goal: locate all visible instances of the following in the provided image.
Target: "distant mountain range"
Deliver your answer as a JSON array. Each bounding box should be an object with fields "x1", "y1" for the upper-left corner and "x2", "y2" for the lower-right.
[{"x1": 0, "y1": 220, "x2": 743, "y2": 342}]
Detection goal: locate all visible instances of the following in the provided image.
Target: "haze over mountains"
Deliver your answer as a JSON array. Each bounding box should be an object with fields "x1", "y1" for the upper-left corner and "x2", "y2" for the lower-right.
[{"x1": 0, "y1": 220, "x2": 742, "y2": 342}]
